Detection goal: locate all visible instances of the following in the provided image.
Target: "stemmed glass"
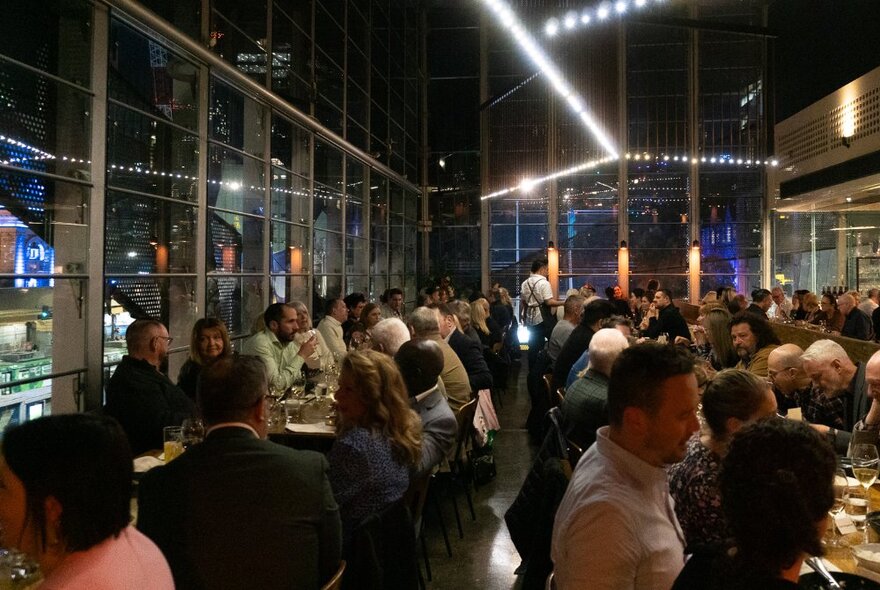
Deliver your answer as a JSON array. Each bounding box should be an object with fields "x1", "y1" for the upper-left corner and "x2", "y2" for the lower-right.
[
  {"x1": 850, "y1": 443, "x2": 880, "y2": 541},
  {"x1": 826, "y1": 468, "x2": 849, "y2": 547}
]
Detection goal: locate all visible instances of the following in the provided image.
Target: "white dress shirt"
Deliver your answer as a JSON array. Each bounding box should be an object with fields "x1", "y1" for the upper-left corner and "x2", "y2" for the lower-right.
[
  {"x1": 317, "y1": 315, "x2": 346, "y2": 357},
  {"x1": 551, "y1": 426, "x2": 687, "y2": 590}
]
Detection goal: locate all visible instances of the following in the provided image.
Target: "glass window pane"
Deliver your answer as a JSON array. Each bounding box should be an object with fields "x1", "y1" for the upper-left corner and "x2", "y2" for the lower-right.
[
  {"x1": 210, "y1": 7, "x2": 268, "y2": 86},
  {"x1": 271, "y1": 167, "x2": 310, "y2": 224},
  {"x1": 314, "y1": 182, "x2": 343, "y2": 232},
  {"x1": 0, "y1": 63, "x2": 92, "y2": 178},
  {"x1": 1, "y1": 1, "x2": 92, "y2": 86},
  {"x1": 270, "y1": 115, "x2": 311, "y2": 177},
  {"x1": 314, "y1": 274, "x2": 342, "y2": 302},
  {"x1": 347, "y1": 236, "x2": 368, "y2": 275},
  {"x1": 0, "y1": 171, "x2": 89, "y2": 276},
  {"x1": 314, "y1": 229, "x2": 342, "y2": 274},
  {"x1": 209, "y1": 79, "x2": 266, "y2": 156},
  {"x1": 107, "y1": 104, "x2": 199, "y2": 202},
  {"x1": 270, "y1": 274, "x2": 309, "y2": 306},
  {"x1": 139, "y1": 1, "x2": 201, "y2": 39},
  {"x1": 345, "y1": 159, "x2": 365, "y2": 237},
  {"x1": 106, "y1": 192, "x2": 196, "y2": 274},
  {"x1": 109, "y1": 20, "x2": 200, "y2": 132},
  {"x1": 207, "y1": 210, "x2": 264, "y2": 273},
  {"x1": 105, "y1": 275, "x2": 199, "y2": 345},
  {"x1": 205, "y1": 275, "x2": 264, "y2": 337},
  {"x1": 208, "y1": 145, "x2": 265, "y2": 214},
  {"x1": 269, "y1": 221, "x2": 310, "y2": 273}
]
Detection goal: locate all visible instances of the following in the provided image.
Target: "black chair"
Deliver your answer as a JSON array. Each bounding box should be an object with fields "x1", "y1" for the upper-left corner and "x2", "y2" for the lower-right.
[
  {"x1": 344, "y1": 499, "x2": 419, "y2": 590},
  {"x1": 435, "y1": 398, "x2": 478, "y2": 539}
]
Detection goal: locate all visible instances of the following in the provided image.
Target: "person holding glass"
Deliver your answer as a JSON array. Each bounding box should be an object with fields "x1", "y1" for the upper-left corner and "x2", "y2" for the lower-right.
[
  {"x1": 328, "y1": 349, "x2": 422, "y2": 550},
  {"x1": 0, "y1": 414, "x2": 173, "y2": 589},
  {"x1": 672, "y1": 419, "x2": 837, "y2": 589},
  {"x1": 348, "y1": 302, "x2": 382, "y2": 350},
  {"x1": 290, "y1": 300, "x2": 332, "y2": 372},
  {"x1": 669, "y1": 369, "x2": 778, "y2": 553},
  {"x1": 813, "y1": 292, "x2": 845, "y2": 332},
  {"x1": 177, "y1": 317, "x2": 231, "y2": 401}
]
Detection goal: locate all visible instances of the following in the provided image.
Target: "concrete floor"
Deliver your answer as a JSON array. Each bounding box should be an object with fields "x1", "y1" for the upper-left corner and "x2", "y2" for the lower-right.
[{"x1": 422, "y1": 358, "x2": 537, "y2": 590}]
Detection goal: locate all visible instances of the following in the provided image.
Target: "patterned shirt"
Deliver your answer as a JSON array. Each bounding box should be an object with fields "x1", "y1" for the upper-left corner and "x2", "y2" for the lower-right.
[
  {"x1": 779, "y1": 385, "x2": 846, "y2": 429},
  {"x1": 668, "y1": 436, "x2": 727, "y2": 552}
]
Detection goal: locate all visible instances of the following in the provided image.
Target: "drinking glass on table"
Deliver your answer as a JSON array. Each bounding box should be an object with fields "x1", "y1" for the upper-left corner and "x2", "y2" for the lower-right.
[
  {"x1": 181, "y1": 418, "x2": 205, "y2": 449},
  {"x1": 825, "y1": 468, "x2": 849, "y2": 547},
  {"x1": 850, "y1": 443, "x2": 880, "y2": 541},
  {"x1": 163, "y1": 426, "x2": 184, "y2": 462}
]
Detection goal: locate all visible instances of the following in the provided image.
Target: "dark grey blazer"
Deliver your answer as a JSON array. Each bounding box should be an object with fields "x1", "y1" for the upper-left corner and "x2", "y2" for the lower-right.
[{"x1": 138, "y1": 427, "x2": 341, "y2": 590}]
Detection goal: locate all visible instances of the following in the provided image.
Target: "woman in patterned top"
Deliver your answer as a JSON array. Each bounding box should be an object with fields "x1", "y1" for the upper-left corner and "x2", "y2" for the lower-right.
[
  {"x1": 328, "y1": 349, "x2": 422, "y2": 550},
  {"x1": 668, "y1": 369, "x2": 777, "y2": 552}
]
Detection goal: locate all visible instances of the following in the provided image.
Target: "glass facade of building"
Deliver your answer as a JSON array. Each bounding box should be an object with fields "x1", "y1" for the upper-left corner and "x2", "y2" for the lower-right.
[{"x1": 0, "y1": 0, "x2": 421, "y2": 418}]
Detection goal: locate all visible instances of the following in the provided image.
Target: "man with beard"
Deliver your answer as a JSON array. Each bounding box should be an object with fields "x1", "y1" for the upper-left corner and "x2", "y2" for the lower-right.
[
  {"x1": 801, "y1": 340, "x2": 877, "y2": 453},
  {"x1": 552, "y1": 343, "x2": 699, "y2": 589},
  {"x1": 104, "y1": 318, "x2": 195, "y2": 455},
  {"x1": 243, "y1": 302, "x2": 316, "y2": 392},
  {"x1": 729, "y1": 312, "x2": 780, "y2": 378}
]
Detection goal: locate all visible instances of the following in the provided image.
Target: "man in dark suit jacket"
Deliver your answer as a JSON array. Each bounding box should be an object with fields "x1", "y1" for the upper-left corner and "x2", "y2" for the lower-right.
[
  {"x1": 104, "y1": 318, "x2": 195, "y2": 455},
  {"x1": 138, "y1": 355, "x2": 341, "y2": 590},
  {"x1": 437, "y1": 303, "x2": 493, "y2": 392}
]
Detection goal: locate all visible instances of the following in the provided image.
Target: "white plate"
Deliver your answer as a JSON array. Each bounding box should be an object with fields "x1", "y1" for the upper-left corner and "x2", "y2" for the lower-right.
[{"x1": 852, "y1": 544, "x2": 880, "y2": 574}]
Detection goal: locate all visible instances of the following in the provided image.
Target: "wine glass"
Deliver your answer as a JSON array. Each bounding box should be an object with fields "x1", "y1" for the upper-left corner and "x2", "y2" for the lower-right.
[
  {"x1": 826, "y1": 468, "x2": 849, "y2": 547},
  {"x1": 181, "y1": 418, "x2": 205, "y2": 450},
  {"x1": 850, "y1": 444, "x2": 879, "y2": 541}
]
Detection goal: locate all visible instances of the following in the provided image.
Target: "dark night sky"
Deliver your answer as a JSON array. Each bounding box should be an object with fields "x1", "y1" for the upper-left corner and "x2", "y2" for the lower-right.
[{"x1": 769, "y1": 0, "x2": 880, "y2": 121}]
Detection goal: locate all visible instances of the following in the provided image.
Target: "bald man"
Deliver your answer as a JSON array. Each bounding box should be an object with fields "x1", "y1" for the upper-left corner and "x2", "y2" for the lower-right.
[
  {"x1": 767, "y1": 344, "x2": 844, "y2": 430},
  {"x1": 395, "y1": 338, "x2": 457, "y2": 477},
  {"x1": 838, "y1": 293, "x2": 873, "y2": 341}
]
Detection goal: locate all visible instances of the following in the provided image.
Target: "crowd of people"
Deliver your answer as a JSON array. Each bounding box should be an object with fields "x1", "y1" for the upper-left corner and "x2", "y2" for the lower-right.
[
  {"x1": 0, "y1": 280, "x2": 521, "y2": 589},
  {"x1": 512, "y1": 261, "x2": 880, "y2": 588},
  {"x1": 3, "y1": 271, "x2": 880, "y2": 589}
]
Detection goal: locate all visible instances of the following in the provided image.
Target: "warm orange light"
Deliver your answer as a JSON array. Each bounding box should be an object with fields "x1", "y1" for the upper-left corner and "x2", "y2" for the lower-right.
[
  {"x1": 155, "y1": 245, "x2": 169, "y2": 274},
  {"x1": 689, "y1": 241, "x2": 701, "y2": 303},
  {"x1": 547, "y1": 242, "x2": 559, "y2": 298},
  {"x1": 618, "y1": 241, "x2": 629, "y2": 297},
  {"x1": 289, "y1": 246, "x2": 302, "y2": 274}
]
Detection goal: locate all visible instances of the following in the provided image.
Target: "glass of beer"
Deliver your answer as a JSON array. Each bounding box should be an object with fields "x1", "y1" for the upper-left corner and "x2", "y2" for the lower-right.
[{"x1": 163, "y1": 426, "x2": 184, "y2": 462}]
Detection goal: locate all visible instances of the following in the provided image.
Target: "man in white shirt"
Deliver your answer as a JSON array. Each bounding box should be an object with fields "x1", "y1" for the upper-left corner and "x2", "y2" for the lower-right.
[
  {"x1": 770, "y1": 286, "x2": 792, "y2": 320},
  {"x1": 520, "y1": 259, "x2": 563, "y2": 365},
  {"x1": 551, "y1": 343, "x2": 699, "y2": 590},
  {"x1": 859, "y1": 288, "x2": 880, "y2": 317},
  {"x1": 242, "y1": 303, "x2": 316, "y2": 392},
  {"x1": 317, "y1": 298, "x2": 347, "y2": 357}
]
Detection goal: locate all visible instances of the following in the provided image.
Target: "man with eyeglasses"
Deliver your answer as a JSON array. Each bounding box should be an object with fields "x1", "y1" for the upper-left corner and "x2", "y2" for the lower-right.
[
  {"x1": 767, "y1": 344, "x2": 844, "y2": 430},
  {"x1": 104, "y1": 318, "x2": 195, "y2": 455}
]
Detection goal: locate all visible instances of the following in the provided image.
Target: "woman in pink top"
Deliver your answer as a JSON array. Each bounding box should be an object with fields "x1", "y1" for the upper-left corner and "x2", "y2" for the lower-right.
[{"x1": 0, "y1": 414, "x2": 173, "y2": 589}]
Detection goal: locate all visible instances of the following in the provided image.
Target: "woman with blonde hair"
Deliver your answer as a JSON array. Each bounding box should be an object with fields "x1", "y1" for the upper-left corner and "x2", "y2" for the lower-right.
[
  {"x1": 328, "y1": 349, "x2": 422, "y2": 549},
  {"x1": 289, "y1": 301, "x2": 332, "y2": 370},
  {"x1": 472, "y1": 297, "x2": 502, "y2": 349},
  {"x1": 701, "y1": 306, "x2": 738, "y2": 371},
  {"x1": 177, "y1": 317, "x2": 231, "y2": 400}
]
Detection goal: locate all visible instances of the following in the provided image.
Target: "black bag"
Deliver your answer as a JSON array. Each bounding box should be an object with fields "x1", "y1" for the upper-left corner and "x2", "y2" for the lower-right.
[{"x1": 469, "y1": 445, "x2": 497, "y2": 487}]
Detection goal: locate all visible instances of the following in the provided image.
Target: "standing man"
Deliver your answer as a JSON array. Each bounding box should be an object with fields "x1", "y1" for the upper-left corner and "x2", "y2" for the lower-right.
[
  {"x1": 520, "y1": 259, "x2": 563, "y2": 365},
  {"x1": 552, "y1": 343, "x2": 699, "y2": 589},
  {"x1": 243, "y1": 302, "x2": 316, "y2": 391},
  {"x1": 138, "y1": 355, "x2": 341, "y2": 590},
  {"x1": 838, "y1": 293, "x2": 874, "y2": 340},
  {"x1": 639, "y1": 288, "x2": 691, "y2": 342},
  {"x1": 104, "y1": 318, "x2": 195, "y2": 455},
  {"x1": 730, "y1": 312, "x2": 780, "y2": 378},
  {"x1": 767, "y1": 344, "x2": 845, "y2": 429},
  {"x1": 317, "y1": 298, "x2": 348, "y2": 356}
]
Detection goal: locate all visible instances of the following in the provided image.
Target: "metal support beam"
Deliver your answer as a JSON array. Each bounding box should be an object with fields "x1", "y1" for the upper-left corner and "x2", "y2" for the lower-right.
[
  {"x1": 617, "y1": 22, "x2": 629, "y2": 297},
  {"x1": 480, "y1": 11, "x2": 491, "y2": 294}
]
